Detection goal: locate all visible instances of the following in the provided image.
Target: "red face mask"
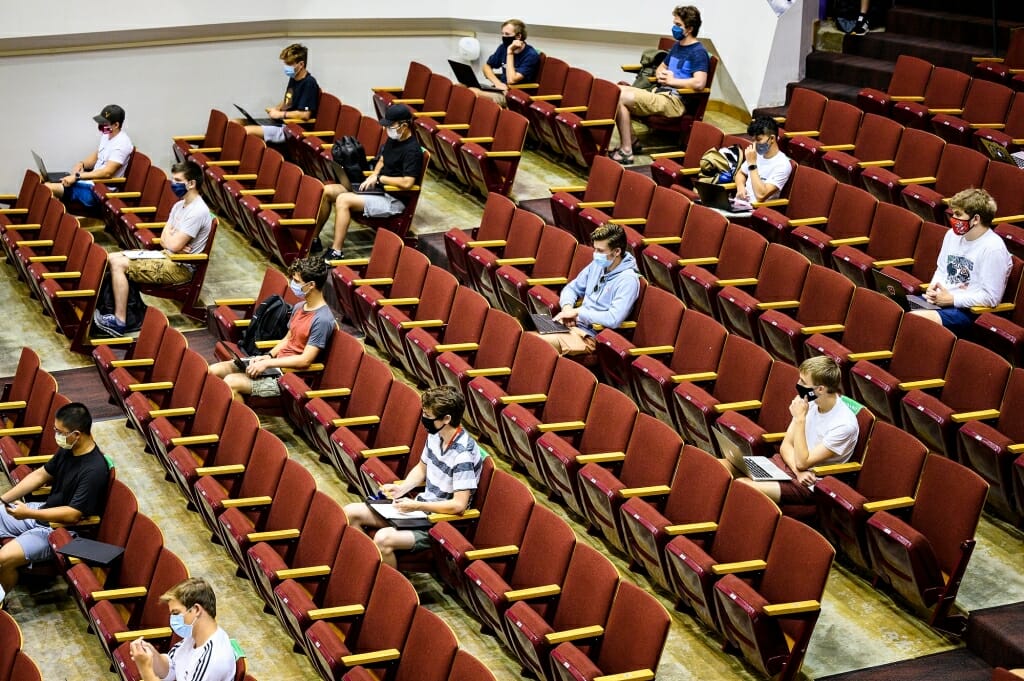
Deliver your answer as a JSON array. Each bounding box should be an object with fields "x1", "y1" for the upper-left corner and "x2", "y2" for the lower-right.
[
  {"x1": 948, "y1": 214, "x2": 971, "y2": 236},
  {"x1": 98, "y1": 124, "x2": 112, "y2": 135}
]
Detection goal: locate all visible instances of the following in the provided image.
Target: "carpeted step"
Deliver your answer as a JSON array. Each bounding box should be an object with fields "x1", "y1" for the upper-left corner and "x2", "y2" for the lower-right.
[
  {"x1": 785, "y1": 79, "x2": 863, "y2": 106},
  {"x1": 805, "y1": 51, "x2": 895, "y2": 93},
  {"x1": 844, "y1": 31, "x2": 984, "y2": 72},
  {"x1": 892, "y1": 0, "x2": 1024, "y2": 22},
  {"x1": 886, "y1": 8, "x2": 1020, "y2": 52},
  {"x1": 966, "y1": 602, "x2": 1024, "y2": 670},
  {"x1": 817, "y1": 648, "x2": 993, "y2": 681}
]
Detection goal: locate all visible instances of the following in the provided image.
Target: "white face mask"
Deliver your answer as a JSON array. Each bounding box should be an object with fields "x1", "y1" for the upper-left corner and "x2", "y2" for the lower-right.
[
  {"x1": 55, "y1": 431, "x2": 77, "y2": 450},
  {"x1": 386, "y1": 126, "x2": 403, "y2": 140}
]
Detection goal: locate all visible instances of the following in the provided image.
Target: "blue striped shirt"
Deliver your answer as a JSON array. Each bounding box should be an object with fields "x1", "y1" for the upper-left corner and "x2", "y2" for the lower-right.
[{"x1": 416, "y1": 428, "x2": 483, "y2": 504}]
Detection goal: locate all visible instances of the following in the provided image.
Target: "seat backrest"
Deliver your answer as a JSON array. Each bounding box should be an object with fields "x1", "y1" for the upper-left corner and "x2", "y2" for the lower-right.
[
  {"x1": 934, "y1": 144, "x2": 989, "y2": 196},
  {"x1": 361, "y1": 227, "x2": 405, "y2": 279},
  {"x1": 961, "y1": 78, "x2": 1014, "y2": 125},
  {"x1": 713, "y1": 333, "x2": 774, "y2": 402},
  {"x1": 422, "y1": 73, "x2": 454, "y2": 113},
  {"x1": 613, "y1": 170, "x2": 657, "y2": 219},
  {"x1": 499, "y1": 208, "x2": 545, "y2": 260},
  {"x1": 629, "y1": 285, "x2": 686, "y2": 348},
  {"x1": 887, "y1": 312, "x2": 957, "y2": 382},
  {"x1": 921, "y1": 67, "x2": 972, "y2": 110},
  {"x1": 559, "y1": 67, "x2": 594, "y2": 108},
  {"x1": 575, "y1": 384, "x2": 638, "y2": 457},
  {"x1": 641, "y1": 185, "x2": 690, "y2": 240},
  {"x1": 253, "y1": 147, "x2": 284, "y2": 188},
  {"x1": 682, "y1": 121, "x2": 725, "y2": 171},
  {"x1": 8, "y1": 651, "x2": 41, "y2": 681},
  {"x1": 907, "y1": 220, "x2": 947, "y2": 283},
  {"x1": 167, "y1": 350, "x2": 208, "y2": 410},
  {"x1": 667, "y1": 308, "x2": 728, "y2": 375},
  {"x1": 136, "y1": 547, "x2": 189, "y2": 630},
  {"x1": 95, "y1": 478, "x2": 138, "y2": 547},
  {"x1": 120, "y1": 152, "x2": 152, "y2": 194},
  {"x1": 491, "y1": 108, "x2": 530, "y2": 155},
  {"x1": 292, "y1": 492, "x2": 347, "y2": 573},
  {"x1": 993, "y1": 367, "x2": 1024, "y2": 439},
  {"x1": 551, "y1": 543, "x2": 620, "y2": 632},
  {"x1": 1001, "y1": 92, "x2": 1024, "y2": 138},
  {"x1": 2, "y1": 347, "x2": 40, "y2": 408},
  {"x1": 311, "y1": 93, "x2": 342, "y2": 133},
  {"x1": 620, "y1": 414, "x2": 684, "y2": 488},
  {"x1": 447, "y1": 649, "x2": 496, "y2": 681},
  {"x1": 887, "y1": 55, "x2": 933, "y2": 97},
  {"x1": 835, "y1": 286, "x2": 904, "y2": 354},
  {"x1": 911, "y1": 455, "x2": 989, "y2": 575},
  {"x1": 758, "y1": 517, "x2": 835, "y2": 641},
  {"x1": 235, "y1": 429, "x2": 289, "y2": 500},
  {"x1": 0, "y1": 611, "x2": 22, "y2": 678},
  {"x1": 755, "y1": 360, "x2": 802, "y2": 431},
  {"x1": 473, "y1": 192, "x2": 517, "y2": 243},
  {"x1": 388, "y1": 246, "x2": 431, "y2": 298},
  {"x1": 119, "y1": 513, "x2": 164, "y2": 591},
  {"x1": 472, "y1": 469, "x2": 535, "y2": 548},
  {"x1": 510, "y1": 504, "x2": 576, "y2": 594},
  {"x1": 315, "y1": 325, "x2": 365, "y2": 390},
  {"x1": 466, "y1": 95, "x2": 501, "y2": 137},
  {"x1": 264, "y1": 459, "x2": 317, "y2": 538},
  {"x1": 526, "y1": 224, "x2": 577, "y2": 279},
  {"x1": 394, "y1": 608, "x2": 458, "y2": 681},
  {"x1": 783, "y1": 88, "x2": 828, "y2": 134},
  {"x1": 534, "y1": 55, "x2": 569, "y2": 95},
  {"x1": 825, "y1": 183, "x2": 877, "y2": 242},
  {"x1": 399, "y1": 61, "x2": 432, "y2": 100},
  {"x1": 853, "y1": 113, "x2": 903, "y2": 163},
  {"x1": 983, "y1": 161, "x2": 1024, "y2": 220},
  {"x1": 596, "y1": 581, "x2": 671, "y2": 675},
  {"x1": 373, "y1": 380, "x2": 422, "y2": 453},
  {"x1": 343, "y1": 353, "x2": 394, "y2": 421},
  {"x1": 582, "y1": 155, "x2": 625, "y2": 203},
  {"x1": 785, "y1": 165, "x2": 838, "y2": 221},
  {"x1": 677, "y1": 203, "x2": 728, "y2": 259},
  {"x1": 505, "y1": 328, "x2": 560, "y2": 396},
  {"x1": 940, "y1": 340, "x2": 1012, "y2": 412},
  {"x1": 469, "y1": 307, "x2": 523, "y2": 371},
  {"x1": 322, "y1": 525, "x2": 380, "y2": 609},
  {"x1": 357, "y1": 115, "x2": 387, "y2": 157},
  {"x1": 127, "y1": 307, "x2": 171, "y2": 361},
  {"x1": 150, "y1": 326, "x2": 188, "y2": 384},
  {"x1": 794, "y1": 264, "x2": 856, "y2": 326},
  {"x1": 865, "y1": 202, "x2": 923, "y2": 261},
  {"x1": 855, "y1": 420, "x2": 928, "y2": 502},
  {"x1": 541, "y1": 356, "x2": 598, "y2": 423},
  {"x1": 660, "y1": 443, "x2": 732, "y2": 525},
  {"x1": 439, "y1": 84, "x2": 476, "y2": 127},
  {"x1": 892, "y1": 128, "x2": 945, "y2": 179},
  {"x1": 711, "y1": 478, "x2": 781, "y2": 564},
  {"x1": 206, "y1": 399, "x2": 261, "y2": 471},
  {"x1": 713, "y1": 223, "x2": 768, "y2": 281},
  {"x1": 356, "y1": 564, "x2": 420, "y2": 654},
  {"x1": 411, "y1": 266, "x2": 459, "y2": 322},
  {"x1": 752, "y1": 243, "x2": 811, "y2": 303},
  {"x1": 235, "y1": 133, "x2": 267, "y2": 176},
  {"x1": 817, "y1": 100, "x2": 863, "y2": 146}
]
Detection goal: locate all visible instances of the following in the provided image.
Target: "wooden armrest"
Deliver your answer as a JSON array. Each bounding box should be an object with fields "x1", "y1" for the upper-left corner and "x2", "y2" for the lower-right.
[
  {"x1": 579, "y1": 118, "x2": 616, "y2": 127},
  {"x1": 466, "y1": 239, "x2": 506, "y2": 248},
  {"x1": 801, "y1": 324, "x2": 845, "y2": 335},
  {"x1": 499, "y1": 393, "x2": 547, "y2": 405},
  {"x1": 671, "y1": 372, "x2": 718, "y2": 383},
  {"x1": 92, "y1": 586, "x2": 148, "y2": 601},
  {"x1": 362, "y1": 445, "x2": 411, "y2": 458},
  {"x1": 846, "y1": 350, "x2": 893, "y2": 361},
  {"x1": 119, "y1": 207, "x2": 157, "y2": 214},
  {"x1": 433, "y1": 342, "x2": 478, "y2": 352},
  {"x1": 399, "y1": 319, "x2": 445, "y2": 329},
  {"x1": 308, "y1": 604, "x2": 365, "y2": 620},
  {"x1": 897, "y1": 176, "x2": 936, "y2": 186},
  {"x1": 664, "y1": 521, "x2": 718, "y2": 536},
  {"x1": 549, "y1": 185, "x2": 586, "y2": 193},
  {"x1": 50, "y1": 514, "x2": 99, "y2": 529},
  {"x1": 626, "y1": 345, "x2": 675, "y2": 356},
  {"x1": 277, "y1": 218, "x2": 317, "y2": 226},
  {"x1": 641, "y1": 236, "x2": 682, "y2": 245},
  {"x1": 509, "y1": 82, "x2": 540, "y2": 90},
  {"x1": 247, "y1": 528, "x2": 301, "y2": 542},
  {"x1": 464, "y1": 545, "x2": 519, "y2": 560},
  {"x1": 113, "y1": 627, "x2": 172, "y2": 644},
  {"x1": 149, "y1": 407, "x2": 195, "y2": 418},
  {"x1": 222, "y1": 173, "x2": 259, "y2": 181},
  {"x1": 607, "y1": 218, "x2": 647, "y2": 226},
  {"x1": 238, "y1": 188, "x2": 276, "y2": 197},
  {"x1": 54, "y1": 289, "x2": 96, "y2": 299},
  {"x1": 464, "y1": 367, "x2": 511, "y2": 377},
  {"x1": 532, "y1": 94, "x2": 563, "y2": 101},
  {"x1": 41, "y1": 271, "x2": 82, "y2": 280},
  {"x1": 951, "y1": 409, "x2": 1000, "y2": 423},
  {"x1": 27, "y1": 255, "x2": 66, "y2": 263},
  {"x1": 108, "y1": 358, "x2": 155, "y2": 369},
  {"x1": 212, "y1": 296, "x2": 253, "y2": 307},
  {"x1": 331, "y1": 415, "x2": 381, "y2": 427},
  {"x1": 763, "y1": 600, "x2": 821, "y2": 616},
  {"x1": 352, "y1": 277, "x2": 394, "y2": 286},
  {"x1": 992, "y1": 215, "x2": 1024, "y2": 225},
  {"x1": 973, "y1": 56, "x2": 1003, "y2": 62},
  {"x1": 205, "y1": 160, "x2": 240, "y2": 167},
  {"x1": 898, "y1": 378, "x2": 945, "y2": 391},
  {"x1": 756, "y1": 300, "x2": 800, "y2": 310},
  {"x1": 927, "y1": 108, "x2": 963, "y2": 115},
  {"x1": 862, "y1": 496, "x2": 915, "y2": 513},
  {"x1": 829, "y1": 236, "x2": 870, "y2": 247},
  {"x1": 485, "y1": 151, "x2": 523, "y2": 158},
  {"x1": 593, "y1": 670, "x2": 655, "y2": 681},
  {"x1": 128, "y1": 381, "x2": 174, "y2": 392},
  {"x1": 495, "y1": 257, "x2": 535, "y2": 266},
  {"x1": 220, "y1": 495, "x2": 273, "y2": 509},
  {"x1": 0, "y1": 208, "x2": 28, "y2": 214},
  {"x1": 257, "y1": 202, "x2": 296, "y2": 211},
  {"x1": 341, "y1": 650, "x2": 401, "y2": 667},
  {"x1": 1007, "y1": 443, "x2": 1024, "y2": 454},
  {"x1": 969, "y1": 302, "x2": 1015, "y2": 314},
  {"x1": 526, "y1": 277, "x2": 569, "y2": 286},
  {"x1": 392, "y1": 97, "x2": 425, "y2": 104},
  {"x1": 677, "y1": 256, "x2": 719, "y2": 266},
  {"x1": 276, "y1": 565, "x2": 331, "y2": 580},
  {"x1": 713, "y1": 400, "x2": 762, "y2": 413},
  {"x1": 90, "y1": 336, "x2": 134, "y2": 346},
  {"x1": 428, "y1": 509, "x2": 481, "y2": 523},
  {"x1": 535, "y1": 421, "x2": 586, "y2": 433},
  {"x1": 751, "y1": 198, "x2": 789, "y2": 209},
  {"x1": 11, "y1": 454, "x2": 53, "y2": 465},
  {"x1": 460, "y1": 136, "x2": 494, "y2": 144},
  {"x1": 618, "y1": 485, "x2": 672, "y2": 499},
  {"x1": 621, "y1": 63, "x2": 643, "y2": 72},
  {"x1": 812, "y1": 461, "x2": 862, "y2": 475},
  {"x1": 373, "y1": 85, "x2": 404, "y2": 92},
  {"x1": 969, "y1": 123, "x2": 1005, "y2": 130},
  {"x1": 436, "y1": 123, "x2": 471, "y2": 130},
  {"x1": 544, "y1": 625, "x2": 605, "y2": 645},
  {"x1": 872, "y1": 258, "x2": 914, "y2": 268},
  {"x1": 15, "y1": 239, "x2": 53, "y2": 248},
  {"x1": 820, "y1": 143, "x2": 856, "y2": 151},
  {"x1": 575, "y1": 452, "x2": 626, "y2": 464},
  {"x1": 301, "y1": 130, "x2": 335, "y2": 137},
  {"x1": 106, "y1": 191, "x2": 141, "y2": 199},
  {"x1": 576, "y1": 201, "x2": 616, "y2": 209},
  {"x1": 857, "y1": 159, "x2": 895, "y2": 168},
  {"x1": 505, "y1": 584, "x2": 561, "y2": 602},
  {"x1": 711, "y1": 559, "x2": 768, "y2": 575},
  {"x1": 194, "y1": 464, "x2": 245, "y2": 476},
  {"x1": 170, "y1": 434, "x2": 219, "y2": 447},
  {"x1": 304, "y1": 388, "x2": 351, "y2": 399},
  {"x1": 715, "y1": 277, "x2": 758, "y2": 287},
  {"x1": 332, "y1": 256, "x2": 370, "y2": 267},
  {"x1": 649, "y1": 150, "x2": 686, "y2": 160},
  {"x1": 783, "y1": 130, "x2": 820, "y2": 138},
  {"x1": 375, "y1": 297, "x2": 419, "y2": 306}
]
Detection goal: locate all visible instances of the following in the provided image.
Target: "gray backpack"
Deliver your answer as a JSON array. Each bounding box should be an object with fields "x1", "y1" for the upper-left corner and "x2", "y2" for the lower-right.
[{"x1": 631, "y1": 48, "x2": 669, "y2": 90}]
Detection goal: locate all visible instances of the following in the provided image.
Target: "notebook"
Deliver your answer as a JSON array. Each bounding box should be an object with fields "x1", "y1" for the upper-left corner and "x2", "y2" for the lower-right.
[
  {"x1": 122, "y1": 250, "x2": 167, "y2": 260},
  {"x1": 56, "y1": 537, "x2": 125, "y2": 567},
  {"x1": 872, "y1": 269, "x2": 941, "y2": 312},
  {"x1": 368, "y1": 498, "x2": 432, "y2": 529},
  {"x1": 448, "y1": 59, "x2": 504, "y2": 93},
  {"x1": 979, "y1": 137, "x2": 1024, "y2": 169},
  {"x1": 234, "y1": 103, "x2": 281, "y2": 127},
  {"x1": 31, "y1": 150, "x2": 69, "y2": 183},
  {"x1": 713, "y1": 426, "x2": 792, "y2": 482}
]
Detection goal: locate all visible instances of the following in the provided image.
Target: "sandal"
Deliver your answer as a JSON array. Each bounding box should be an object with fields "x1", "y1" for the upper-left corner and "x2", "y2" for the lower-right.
[{"x1": 608, "y1": 148, "x2": 635, "y2": 165}]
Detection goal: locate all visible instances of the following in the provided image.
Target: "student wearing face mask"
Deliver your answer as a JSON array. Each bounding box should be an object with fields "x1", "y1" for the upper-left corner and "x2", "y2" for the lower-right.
[
  {"x1": 913, "y1": 188, "x2": 1012, "y2": 337},
  {"x1": 240, "y1": 43, "x2": 319, "y2": 144},
  {"x1": 0, "y1": 403, "x2": 108, "y2": 608},
  {"x1": 732, "y1": 115, "x2": 792, "y2": 208},
  {"x1": 538, "y1": 223, "x2": 641, "y2": 356},
  {"x1": 209, "y1": 256, "x2": 334, "y2": 401},
  {"x1": 45, "y1": 104, "x2": 133, "y2": 207},
  {"x1": 319, "y1": 104, "x2": 424, "y2": 262},
  {"x1": 725, "y1": 356, "x2": 859, "y2": 505},
  {"x1": 129, "y1": 577, "x2": 235, "y2": 681},
  {"x1": 342, "y1": 386, "x2": 484, "y2": 568},
  {"x1": 94, "y1": 160, "x2": 213, "y2": 336},
  {"x1": 473, "y1": 19, "x2": 541, "y2": 106}
]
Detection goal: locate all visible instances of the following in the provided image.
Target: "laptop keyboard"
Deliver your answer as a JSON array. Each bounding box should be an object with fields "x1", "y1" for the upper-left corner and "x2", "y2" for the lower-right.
[{"x1": 745, "y1": 458, "x2": 772, "y2": 479}]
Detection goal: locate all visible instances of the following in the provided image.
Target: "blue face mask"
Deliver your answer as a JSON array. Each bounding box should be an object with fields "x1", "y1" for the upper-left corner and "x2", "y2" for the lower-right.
[
  {"x1": 283, "y1": 64, "x2": 297, "y2": 78},
  {"x1": 671, "y1": 24, "x2": 685, "y2": 40},
  {"x1": 170, "y1": 181, "x2": 188, "y2": 198},
  {"x1": 169, "y1": 611, "x2": 193, "y2": 639},
  {"x1": 593, "y1": 251, "x2": 610, "y2": 268},
  {"x1": 289, "y1": 280, "x2": 307, "y2": 299},
  {"x1": 755, "y1": 139, "x2": 772, "y2": 156}
]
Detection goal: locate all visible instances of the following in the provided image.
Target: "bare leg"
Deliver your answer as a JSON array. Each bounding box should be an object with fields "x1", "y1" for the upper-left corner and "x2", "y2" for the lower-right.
[
  {"x1": 330, "y1": 193, "x2": 367, "y2": 252},
  {"x1": 243, "y1": 124, "x2": 265, "y2": 138},
  {"x1": 909, "y1": 309, "x2": 943, "y2": 325},
  {"x1": 45, "y1": 181, "x2": 66, "y2": 198},
  {"x1": 0, "y1": 539, "x2": 29, "y2": 595},
  {"x1": 615, "y1": 86, "x2": 639, "y2": 155},
  {"x1": 107, "y1": 252, "x2": 132, "y2": 323},
  {"x1": 208, "y1": 360, "x2": 251, "y2": 401},
  {"x1": 371, "y1": 527, "x2": 417, "y2": 568},
  {"x1": 735, "y1": 477, "x2": 782, "y2": 503}
]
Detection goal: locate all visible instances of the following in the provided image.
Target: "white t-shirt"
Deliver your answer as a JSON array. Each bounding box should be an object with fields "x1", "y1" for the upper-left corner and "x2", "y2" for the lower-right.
[
  {"x1": 97, "y1": 131, "x2": 134, "y2": 178},
  {"x1": 804, "y1": 397, "x2": 859, "y2": 466},
  {"x1": 162, "y1": 627, "x2": 235, "y2": 681},
  {"x1": 746, "y1": 150, "x2": 792, "y2": 202},
  {"x1": 929, "y1": 228, "x2": 1012, "y2": 309},
  {"x1": 167, "y1": 196, "x2": 213, "y2": 255}
]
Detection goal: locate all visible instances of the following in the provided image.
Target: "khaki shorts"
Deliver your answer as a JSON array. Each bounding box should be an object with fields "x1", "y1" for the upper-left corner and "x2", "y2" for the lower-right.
[
  {"x1": 126, "y1": 256, "x2": 193, "y2": 286},
  {"x1": 535, "y1": 327, "x2": 598, "y2": 356},
  {"x1": 628, "y1": 88, "x2": 687, "y2": 118},
  {"x1": 250, "y1": 375, "x2": 283, "y2": 397}
]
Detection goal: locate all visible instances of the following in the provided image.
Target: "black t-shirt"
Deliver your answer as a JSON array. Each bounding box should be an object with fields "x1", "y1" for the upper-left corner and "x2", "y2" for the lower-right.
[
  {"x1": 42, "y1": 445, "x2": 109, "y2": 517},
  {"x1": 283, "y1": 74, "x2": 320, "y2": 116},
  {"x1": 377, "y1": 136, "x2": 423, "y2": 186}
]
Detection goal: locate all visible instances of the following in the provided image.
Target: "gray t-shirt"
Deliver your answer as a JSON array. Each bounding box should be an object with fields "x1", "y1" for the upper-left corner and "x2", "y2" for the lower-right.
[{"x1": 168, "y1": 196, "x2": 213, "y2": 255}]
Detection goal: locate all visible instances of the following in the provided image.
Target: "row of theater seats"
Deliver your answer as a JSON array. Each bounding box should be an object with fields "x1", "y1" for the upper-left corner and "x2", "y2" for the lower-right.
[
  {"x1": 0, "y1": 348, "x2": 253, "y2": 681},
  {"x1": 0, "y1": 611, "x2": 42, "y2": 680},
  {"x1": 973, "y1": 27, "x2": 1024, "y2": 91},
  {"x1": 82, "y1": 312, "x2": 503, "y2": 681},
  {"x1": 309, "y1": 217, "x2": 994, "y2": 673}
]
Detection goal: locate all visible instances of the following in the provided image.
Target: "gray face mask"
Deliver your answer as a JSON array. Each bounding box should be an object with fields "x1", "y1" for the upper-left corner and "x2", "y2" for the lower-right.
[{"x1": 755, "y1": 140, "x2": 771, "y2": 155}]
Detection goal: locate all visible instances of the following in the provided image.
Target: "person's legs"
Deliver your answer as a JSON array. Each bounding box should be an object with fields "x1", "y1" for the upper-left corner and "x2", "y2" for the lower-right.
[
  {"x1": 107, "y1": 252, "x2": 132, "y2": 323},
  {"x1": 209, "y1": 360, "x2": 255, "y2": 401},
  {"x1": 735, "y1": 477, "x2": 782, "y2": 503},
  {"x1": 44, "y1": 181, "x2": 65, "y2": 198},
  {"x1": 534, "y1": 328, "x2": 597, "y2": 356},
  {"x1": 244, "y1": 124, "x2": 266, "y2": 138},
  {"x1": 614, "y1": 85, "x2": 639, "y2": 158},
  {"x1": 0, "y1": 540, "x2": 28, "y2": 597},
  {"x1": 371, "y1": 527, "x2": 418, "y2": 568},
  {"x1": 329, "y1": 193, "x2": 368, "y2": 254}
]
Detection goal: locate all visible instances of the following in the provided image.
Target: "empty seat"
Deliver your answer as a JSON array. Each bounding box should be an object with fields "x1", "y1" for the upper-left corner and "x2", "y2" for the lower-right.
[
  {"x1": 402, "y1": 285, "x2": 490, "y2": 386},
  {"x1": 858, "y1": 55, "x2": 934, "y2": 117},
  {"x1": 776, "y1": 88, "x2": 828, "y2": 152},
  {"x1": 553, "y1": 77, "x2": 620, "y2": 168},
  {"x1": 831, "y1": 202, "x2": 924, "y2": 290},
  {"x1": 640, "y1": 202, "x2": 728, "y2": 294},
  {"x1": 648, "y1": 120, "x2": 725, "y2": 191},
  {"x1": 458, "y1": 108, "x2": 529, "y2": 197},
  {"x1": 749, "y1": 164, "x2": 839, "y2": 245},
  {"x1": 861, "y1": 128, "x2": 946, "y2": 206},
  {"x1": 549, "y1": 155, "x2": 623, "y2": 236},
  {"x1": 372, "y1": 61, "x2": 432, "y2": 120},
  {"x1": 717, "y1": 244, "x2": 811, "y2": 344},
  {"x1": 787, "y1": 99, "x2": 863, "y2": 167},
  {"x1": 529, "y1": 67, "x2": 593, "y2": 156},
  {"x1": 931, "y1": 79, "x2": 1015, "y2": 148},
  {"x1": 891, "y1": 66, "x2": 972, "y2": 130},
  {"x1": 433, "y1": 97, "x2": 501, "y2": 183},
  {"x1": 171, "y1": 108, "x2": 228, "y2": 162},
  {"x1": 506, "y1": 55, "x2": 571, "y2": 145},
  {"x1": 434, "y1": 308, "x2": 523, "y2": 412},
  {"x1": 678, "y1": 222, "x2": 769, "y2": 319},
  {"x1": 443, "y1": 192, "x2": 516, "y2": 285},
  {"x1": 789, "y1": 182, "x2": 878, "y2": 267},
  {"x1": 901, "y1": 144, "x2": 990, "y2": 224},
  {"x1": 821, "y1": 113, "x2": 904, "y2": 186}
]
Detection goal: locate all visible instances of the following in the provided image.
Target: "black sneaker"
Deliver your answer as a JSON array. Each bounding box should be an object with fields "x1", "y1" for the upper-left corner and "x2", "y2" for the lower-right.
[
  {"x1": 310, "y1": 236, "x2": 324, "y2": 253},
  {"x1": 851, "y1": 17, "x2": 869, "y2": 35},
  {"x1": 323, "y1": 248, "x2": 345, "y2": 263}
]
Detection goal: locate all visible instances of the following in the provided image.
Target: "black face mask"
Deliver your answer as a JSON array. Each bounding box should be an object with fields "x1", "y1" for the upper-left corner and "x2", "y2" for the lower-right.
[
  {"x1": 421, "y1": 415, "x2": 443, "y2": 434},
  {"x1": 795, "y1": 383, "x2": 818, "y2": 402},
  {"x1": 501, "y1": 35, "x2": 516, "y2": 47}
]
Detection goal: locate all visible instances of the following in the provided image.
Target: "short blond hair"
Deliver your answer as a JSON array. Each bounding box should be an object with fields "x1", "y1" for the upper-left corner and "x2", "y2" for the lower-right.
[
  {"x1": 800, "y1": 356, "x2": 842, "y2": 394},
  {"x1": 949, "y1": 188, "x2": 997, "y2": 227},
  {"x1": 502, "y1": 19, "x2": 527, "y2": 40},
  {"x1": 161, "y1": 577, "x2": 217, "y2": 617},
  {"x1": 280, "y1": 43, "x2": 308, "y2": 66}
]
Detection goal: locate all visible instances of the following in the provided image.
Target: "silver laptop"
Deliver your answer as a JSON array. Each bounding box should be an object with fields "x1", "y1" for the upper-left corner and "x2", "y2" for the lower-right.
[
  {"x1": 234, "y1": 103, "x2": 281, "y2": 127},
  {"x1": 31, "y1": 150, "x2": 68, "y2": 183},
  {"x1": 713, "y1": 426, "x2": 791, "y2": 482},
  {"x1": 226, "y1": 345, "x2": 283, "y2": 378},
  {"x1": 448, "y1": 59, "x2": 504, "y2": 93},
  {"x1": 979, "y1": 137, "x2": 1024, "y2": 169},
  {"x1": 872, "y1": 269, "x2": 940, "y2": 312}
]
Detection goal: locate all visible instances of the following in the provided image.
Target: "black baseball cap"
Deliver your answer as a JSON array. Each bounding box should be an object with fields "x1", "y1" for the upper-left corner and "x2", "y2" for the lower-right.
[
  {"x1": 379, "y1": 104, "x2": 413, "y2": 126},
  {"x1": 93, "y1": 104, "x2": 126, "y2": 126}
]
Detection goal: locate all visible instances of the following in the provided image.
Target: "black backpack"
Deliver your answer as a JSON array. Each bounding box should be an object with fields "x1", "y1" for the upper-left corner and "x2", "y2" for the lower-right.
[
  {"x1": 239, "y1": 294, "x2": 292, "y2": 356},
  {"x1": 331, "y1": 135, "x2": 370, "y2": 185},
  {"x1": 95, "y1": 276, "x2": 148, "y2": 333},
  {"x1": 631, "y1": 48, "x2": 669, "y2": 90}
]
